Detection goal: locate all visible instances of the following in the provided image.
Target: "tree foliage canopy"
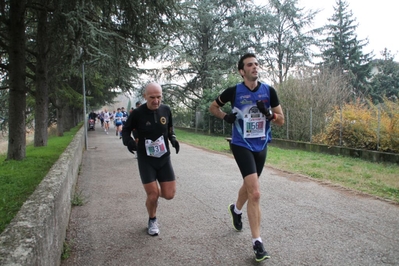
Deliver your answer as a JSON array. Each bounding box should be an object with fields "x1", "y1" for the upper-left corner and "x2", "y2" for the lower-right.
[
  {"x1": 259, "y1": 0, "x2": 320, "y2": 84},
  {"x1": 1, "y1": 0, "x2": 398, "y2": 160},
  {"x1": 0, "y1": 0, "x2": 181, "y2": 160},
  {"x1": 321, "y1": 0, "x2": 373, "y2": 96},
  {"x1": 369, "y1": 49, "x2": 399, "y2": 103}
]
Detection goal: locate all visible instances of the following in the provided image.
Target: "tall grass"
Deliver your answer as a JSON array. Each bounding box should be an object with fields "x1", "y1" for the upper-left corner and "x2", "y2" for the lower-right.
[
  {"x1": 175, "y1": 129, "x2": 399, "y2": 203},
  {"x1": 0, "y1": 125, "x2": 81, "y2": 233}
]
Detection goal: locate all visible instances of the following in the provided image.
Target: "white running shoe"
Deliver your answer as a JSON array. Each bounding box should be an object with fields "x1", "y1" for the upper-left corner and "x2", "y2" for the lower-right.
[{"x1": 148, "y1": 219, "x2": 159, "y2": 236}]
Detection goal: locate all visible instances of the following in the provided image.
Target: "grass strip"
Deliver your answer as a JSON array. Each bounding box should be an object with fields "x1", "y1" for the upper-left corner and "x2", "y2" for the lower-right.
[{"x1": 0, "y1": 125, "x2": 81, "y2": 233}]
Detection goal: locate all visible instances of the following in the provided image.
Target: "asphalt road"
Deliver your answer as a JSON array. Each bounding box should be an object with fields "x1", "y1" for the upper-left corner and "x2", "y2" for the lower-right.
[{"x1": 61, "y1": 123, "x2": 399, "y2": 266}]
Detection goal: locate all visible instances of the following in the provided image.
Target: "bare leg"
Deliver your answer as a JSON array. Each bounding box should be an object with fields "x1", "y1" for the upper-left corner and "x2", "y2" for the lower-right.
[
  {"x1": 143, "y1": 181, "x2": 160, "y2": 218},
  {"x1": 240, "y1": 173, "x2": 261, "y2": 238},
  {"x1": 159, "y1": 180, "x2": 176, "y2": 200},
  {"x1": 236, "y1": 183, "x2": 248, "y2": 210}
]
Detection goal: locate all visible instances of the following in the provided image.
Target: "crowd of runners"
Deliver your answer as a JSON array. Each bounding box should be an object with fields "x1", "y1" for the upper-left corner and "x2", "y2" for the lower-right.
[{"x1": 88, "y1": 103, "x2": 141, "y2": 137}]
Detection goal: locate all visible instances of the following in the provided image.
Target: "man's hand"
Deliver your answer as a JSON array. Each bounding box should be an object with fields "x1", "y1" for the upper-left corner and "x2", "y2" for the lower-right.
[
  {"x1": 223, "y1": 112, "x2": 237, "y2": 124},
  {"x1": 256, "y1": 100, "x2": 275, "y2": 121},
  {"x1": 127, "y1": 139, "x2": 137, "y2": 154},
  {"x1": 170, "y1": 136, "x2": 180, "y2": 154}
]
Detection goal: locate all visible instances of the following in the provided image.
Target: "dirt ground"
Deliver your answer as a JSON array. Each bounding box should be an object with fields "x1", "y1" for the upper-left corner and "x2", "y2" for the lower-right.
[
  {"x1": 0, "y1": 133, "x2": 34, "y2": 155},
  {"x1": 0, "y1": 135, "x2": 7, "y2": 155}
]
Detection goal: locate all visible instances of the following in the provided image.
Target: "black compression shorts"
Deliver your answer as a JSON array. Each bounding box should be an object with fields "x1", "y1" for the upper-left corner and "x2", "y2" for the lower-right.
[
  {"x1": 137, "y1": 155, "x2": 175, "y2": 184},
  {"x1": 230, "y1": 144, "x2": 267, "y2": 178}
]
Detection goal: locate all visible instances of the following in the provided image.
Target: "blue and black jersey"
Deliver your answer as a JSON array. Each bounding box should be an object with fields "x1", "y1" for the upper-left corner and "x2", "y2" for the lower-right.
[{"x1": 216, "y1": 82, "x2": 279, "y2": 152}]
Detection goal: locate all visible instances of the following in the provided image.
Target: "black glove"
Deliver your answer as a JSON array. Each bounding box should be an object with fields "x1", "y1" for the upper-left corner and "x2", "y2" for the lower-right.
[
  {"x1": 256, "y1": 100, "x2": 274, "y2": 121},
  {"x1": 127, "y1": 139, "x2": 137, "y2": 154},
  {"x1": 170, "y1": 136, "x2": 180, "y2": 154},
  {"x1": 223, "y1": 112, "x2": 237, "y2": 124}
]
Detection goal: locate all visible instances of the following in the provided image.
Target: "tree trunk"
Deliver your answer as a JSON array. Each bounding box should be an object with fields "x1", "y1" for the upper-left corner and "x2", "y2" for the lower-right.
[
  {"x1": 7, "y1": 0, "x2": 27, "y2": 160},
  {"x1": 56, "y1": 97, "x2": 64, "y2": 137},
  {"x1": 34, "y1": 7, "x2": 49, "y2": 147},
  {"x1": 63, "y1": 105, "x2": 75, "y2": 132}
]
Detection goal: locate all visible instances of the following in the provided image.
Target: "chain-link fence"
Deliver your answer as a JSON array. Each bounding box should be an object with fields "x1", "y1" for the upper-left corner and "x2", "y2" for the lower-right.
[{"x1": 174, "y1": 105, "x2": 399, "y2": 153}]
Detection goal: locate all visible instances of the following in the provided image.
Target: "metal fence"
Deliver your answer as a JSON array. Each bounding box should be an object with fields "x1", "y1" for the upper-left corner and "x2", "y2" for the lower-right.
[{"x1": 174, "y1": 106, "x2": 399, "y2": 153}]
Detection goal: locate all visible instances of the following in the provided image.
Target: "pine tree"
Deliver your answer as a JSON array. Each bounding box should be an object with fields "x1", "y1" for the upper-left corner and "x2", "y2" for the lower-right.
[
  {"x1": 261, "y1": 0, "x2": 320, "y2": 85},
  {"x1": 369, "y1": 49, "x2": 399, "y2": 103},
  {"x1": 321, "y1": 0, "x2": 373, "y2": 96}
]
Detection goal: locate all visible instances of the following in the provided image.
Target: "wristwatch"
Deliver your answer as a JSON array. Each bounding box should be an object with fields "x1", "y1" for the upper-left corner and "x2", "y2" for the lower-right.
[
  {"x1": 267, "y1": 108, "x2": 276, "y2": 121},
  {"x1": 266, "y1": 108, "x2": 272, "y2": 117}
]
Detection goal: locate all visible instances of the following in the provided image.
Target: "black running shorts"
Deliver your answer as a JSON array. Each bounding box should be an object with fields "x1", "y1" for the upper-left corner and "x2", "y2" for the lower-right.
[
  {"x1": 230, "y1": 144, "x2": 267, "y2": 178},
  {"x1": 137, "y1": 155, "x2": 175, "y2": 184}
]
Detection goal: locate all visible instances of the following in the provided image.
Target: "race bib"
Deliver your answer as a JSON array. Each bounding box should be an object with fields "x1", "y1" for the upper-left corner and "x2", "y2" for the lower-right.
[
  {"x1": 243, "y1": 112, "x2": 266, "y2": 139},
  {"x1": 145, "y1": 135, "x2": 167, "y2": 158}
]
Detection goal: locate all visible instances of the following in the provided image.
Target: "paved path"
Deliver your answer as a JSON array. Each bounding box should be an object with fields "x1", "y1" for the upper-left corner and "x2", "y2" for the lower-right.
[{"x1": 62, "y1": 124, "x2": 399, "y2": 266}]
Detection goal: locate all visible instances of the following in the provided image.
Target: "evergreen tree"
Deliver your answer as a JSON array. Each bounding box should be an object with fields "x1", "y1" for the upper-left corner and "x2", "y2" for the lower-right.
[
  {"x1": 369, "y1": 49, "x2": 399, "y2": 103},
  {"x1": 260, "y1": 0, "x2": 321, "y2": 85},
  {"x1": 160, "y1": 0, "x2": 265, "y2": 111},
  {"x1": 321, "y1": 0, "x2": 373, "y2": 96},
  {"x1": 0, "y1": 0, "x2": 181, "y2": 160}
]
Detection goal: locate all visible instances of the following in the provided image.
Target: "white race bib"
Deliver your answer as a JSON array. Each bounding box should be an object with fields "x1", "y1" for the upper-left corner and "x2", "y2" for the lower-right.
[
  {"x1": 243, "y1": 112, "x2": 266, "y2": 139},
  {"x1": 145, "y1": 135, "x2": 167, "y2": 158}
]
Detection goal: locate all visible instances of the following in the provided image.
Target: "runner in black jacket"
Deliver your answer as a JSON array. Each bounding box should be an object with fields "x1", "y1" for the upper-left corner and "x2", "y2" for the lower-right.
[{"x1": 122, "y1": 83, "x2": 180, "y2": 236}]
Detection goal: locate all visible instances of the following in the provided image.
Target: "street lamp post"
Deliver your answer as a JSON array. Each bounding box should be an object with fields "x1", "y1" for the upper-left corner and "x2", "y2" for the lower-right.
[{"x1": 82, "y1": 61, "x2": 88, "y2": 150}]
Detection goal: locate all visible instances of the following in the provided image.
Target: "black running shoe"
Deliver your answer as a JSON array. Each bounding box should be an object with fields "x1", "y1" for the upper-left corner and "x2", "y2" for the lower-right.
[
  {"x1": 253, "y1": 241, "x2": 270, "y2": 262},
  {"x1": 228, "y1": 203, "x2": 242, "y2": 231}
]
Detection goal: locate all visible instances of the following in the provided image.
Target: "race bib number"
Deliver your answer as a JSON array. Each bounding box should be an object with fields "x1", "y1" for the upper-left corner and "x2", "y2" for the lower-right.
[
  {"x1": 243, "y1": 113, "x2": 266, "y2": 138},
  {"x1": 145, "y1": 135, "x2": 167, "y2": 158}
]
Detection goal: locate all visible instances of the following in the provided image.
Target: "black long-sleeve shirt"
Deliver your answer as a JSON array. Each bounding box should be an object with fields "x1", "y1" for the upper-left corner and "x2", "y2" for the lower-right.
[{"x1": 122, "y1": 103, "x2": 175, "y2": 158}]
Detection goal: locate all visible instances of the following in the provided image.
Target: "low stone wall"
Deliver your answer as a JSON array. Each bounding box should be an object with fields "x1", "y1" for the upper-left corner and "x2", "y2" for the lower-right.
[
  {"x1": 270, "y1": 138, "x2": 399, "y2": 164},
  {"x1": 0, "y1": 127, "x2": 84, "y2": 266},
  {"x1": 224, "y1": 137, "x2": 399, "y2": 164}
]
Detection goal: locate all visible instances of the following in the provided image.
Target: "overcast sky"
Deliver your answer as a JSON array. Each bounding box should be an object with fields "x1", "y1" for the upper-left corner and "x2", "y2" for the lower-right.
[{"x1": 298, "y1": 0, "x2": 399, "y2": 60}]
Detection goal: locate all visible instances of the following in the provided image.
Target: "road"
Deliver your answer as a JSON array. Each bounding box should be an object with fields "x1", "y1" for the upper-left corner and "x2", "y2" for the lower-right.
[{"x1": 62, "y1": 124, "x2": 399, "y2": 266}]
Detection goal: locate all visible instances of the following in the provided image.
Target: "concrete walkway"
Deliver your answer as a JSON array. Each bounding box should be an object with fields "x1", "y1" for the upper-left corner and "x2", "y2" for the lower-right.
[{"x1": 62, "y1": 124, "x2": 399, "y2": 266}]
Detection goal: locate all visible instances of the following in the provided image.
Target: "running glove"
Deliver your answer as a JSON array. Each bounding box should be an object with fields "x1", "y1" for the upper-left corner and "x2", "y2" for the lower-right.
[
  {"x1": 256, "y1": 100, "x2": 275, "y2": 121},
  {"x1": 127, "y1": 139, "x2": 137, "y2": 154},
  {"x1": 223, "y1": 112, "x2": 237, "y2": 124},
  {"x1": 170, "y1": 136, "x2": 180, "y2": 154}
]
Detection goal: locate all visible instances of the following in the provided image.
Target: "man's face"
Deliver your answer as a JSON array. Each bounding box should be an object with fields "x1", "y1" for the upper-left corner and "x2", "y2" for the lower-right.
[
  {"x1": 240, "y1": 57, "x2": 259, "y2": 81},
  {"x1": 145, "y1": 84, "x2": 162, "y2": 110}
]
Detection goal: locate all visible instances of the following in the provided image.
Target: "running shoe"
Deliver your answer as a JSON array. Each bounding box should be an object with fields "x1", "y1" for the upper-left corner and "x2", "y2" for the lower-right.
[
  {"x1": 228, "y1": 203, "x2": 242, "y2": 231},
  {"x1": 148, "y1": 219, "x2": 159, "y2": 236},
  {"x1": 253, "y1": 241, "x2": 270, "y2": 262}
]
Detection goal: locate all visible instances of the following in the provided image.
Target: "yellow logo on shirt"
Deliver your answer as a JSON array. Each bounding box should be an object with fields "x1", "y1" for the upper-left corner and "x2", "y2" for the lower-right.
[{"x1": 160, "y1": 117, "x2": 166, "y2": 125}]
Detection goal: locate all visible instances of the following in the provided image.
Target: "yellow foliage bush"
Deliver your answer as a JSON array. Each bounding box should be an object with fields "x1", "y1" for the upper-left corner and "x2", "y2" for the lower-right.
[{"x1": 313, "y1": 97, "x2": 399, "y2": 153}]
